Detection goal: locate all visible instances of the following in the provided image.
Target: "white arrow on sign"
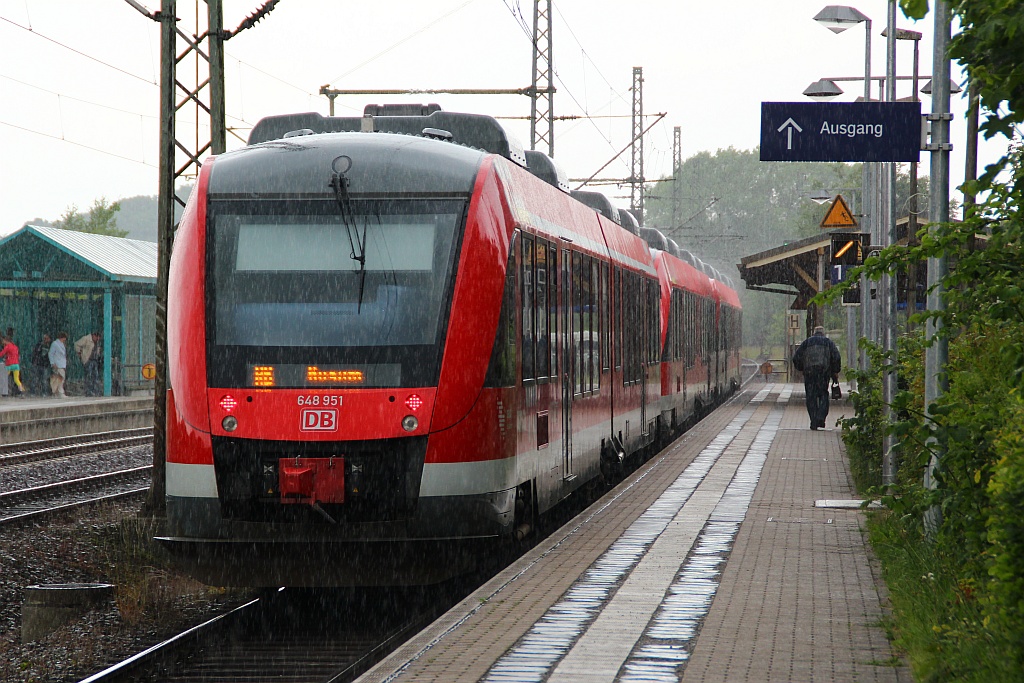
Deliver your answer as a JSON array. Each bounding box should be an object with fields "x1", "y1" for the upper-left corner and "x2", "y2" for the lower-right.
[{"x1": 777, "y1": 117, "x2": 803, "y2": 150}]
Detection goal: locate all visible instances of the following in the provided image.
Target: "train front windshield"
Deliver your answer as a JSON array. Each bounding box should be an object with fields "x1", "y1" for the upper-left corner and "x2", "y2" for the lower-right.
[{"x1": 206, "y1": 198, "x2": 465, "y2": 389}]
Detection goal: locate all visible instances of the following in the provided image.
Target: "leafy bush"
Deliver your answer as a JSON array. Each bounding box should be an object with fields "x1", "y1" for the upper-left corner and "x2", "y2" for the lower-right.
[{"x1": 985, "y1": 395, "x2": 1024, "y2": 670}]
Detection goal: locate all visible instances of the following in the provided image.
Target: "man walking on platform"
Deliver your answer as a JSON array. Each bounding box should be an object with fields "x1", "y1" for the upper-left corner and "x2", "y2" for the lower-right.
[
  {"x1": 792, "y1": 325, "x2": 842, "y2": 430},
  {"x1": 49, "y1": 332, "x2": 68, "y2": 398}
]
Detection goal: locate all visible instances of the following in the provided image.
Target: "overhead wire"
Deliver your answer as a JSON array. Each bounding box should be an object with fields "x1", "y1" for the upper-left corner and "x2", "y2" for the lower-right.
[
  {"x1": 497, "y1": 0, "x2": 622, "y2": 155},
  {"x1": 0, "y1": 119, "x2": 155, "y2": 168},
  {"x1": 0, "y1": 15, "x2": 156, "y2": 86},
  {"x1": 0, "y1": 73, "x2": 158, "y2": 121},
  {"x1": 327, "y1": 0, "x2": 479, "y2": 85}
]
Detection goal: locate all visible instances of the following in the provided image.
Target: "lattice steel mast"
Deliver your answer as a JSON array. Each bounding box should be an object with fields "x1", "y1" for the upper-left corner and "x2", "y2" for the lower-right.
[
  {"x1": 630, "y1": 66, "x2": 644, "y2": 225},
  {"x1": 530, "y1": 0, "x2": 555, "y2": 156}
]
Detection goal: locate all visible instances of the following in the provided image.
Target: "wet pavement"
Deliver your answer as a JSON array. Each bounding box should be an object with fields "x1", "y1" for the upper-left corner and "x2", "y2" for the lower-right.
[{"x1": 357, "y1": 384, "x2": 910, "y2": 683}]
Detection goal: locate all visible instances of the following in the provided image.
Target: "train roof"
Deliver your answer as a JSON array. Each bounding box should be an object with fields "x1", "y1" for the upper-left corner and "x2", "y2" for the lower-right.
[
  {"x1": 248, "y1": 110, "x2": 528, "y2": 168},
  {"x1": 209, "y1": 132, "x2": 485, "y2": 197},
  {"x1": 639, "y1": 226, "x2": 669, "y2": 251},
  {"x1": 569, "y1": 190, "x2": 623, "y2": 228},
  {"x1": 654, "y1": 248, "x2": 714, "y2": 297},
  {"x1": 618, "y1": 210, "x2": 641, "y2": 235},
  {"x1": 524, "y1": 150, "x2": 571, "y2": 193}
]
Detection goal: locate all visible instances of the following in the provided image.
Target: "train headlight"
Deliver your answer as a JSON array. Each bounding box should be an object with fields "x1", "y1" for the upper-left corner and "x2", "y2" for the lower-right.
[
  {"x1": 401, "y1": 415, "x2": 418, "y2": 432},
  {"x1": 222, "y1": 416, "x2": 239, "y2": 432}
]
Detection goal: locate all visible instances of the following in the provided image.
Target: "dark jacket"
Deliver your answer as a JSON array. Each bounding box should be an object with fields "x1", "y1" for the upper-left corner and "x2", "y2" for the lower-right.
[
  {"x1": 31, "y1": 342, "x2": 50, "y2": 368},
  {"x1": 792, "y1": 331, "x2": 842, "y2": 378}
]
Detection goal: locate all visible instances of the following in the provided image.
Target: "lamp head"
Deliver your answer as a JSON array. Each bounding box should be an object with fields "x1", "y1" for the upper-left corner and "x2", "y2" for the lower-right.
[
  {"x1": 881, "y1": 26, "x2": 923, "y2": 41},
  {"x1": 803, "y1": 79, "x2": 844, "y2": 100},
  {"x1": 920, "y1": 78, "x2": 965, "y2": 95},
  {"x1": 814, "y1": 5, "x2": 870, "y2": 33}
]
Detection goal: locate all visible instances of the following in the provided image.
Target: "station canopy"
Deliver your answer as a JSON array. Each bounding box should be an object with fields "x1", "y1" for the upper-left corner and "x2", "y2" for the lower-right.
[{"x1": 736, "y1": 231, "x2": 846, "y2": 310}]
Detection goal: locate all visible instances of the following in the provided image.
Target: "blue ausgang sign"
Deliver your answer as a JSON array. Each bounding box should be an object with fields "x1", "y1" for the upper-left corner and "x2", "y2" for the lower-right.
[{"x1": 760, "y1": 101, "x2": 921, "y2": 162}]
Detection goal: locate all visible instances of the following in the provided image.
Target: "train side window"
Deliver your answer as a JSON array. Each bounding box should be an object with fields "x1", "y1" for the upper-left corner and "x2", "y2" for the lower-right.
[
  {"x1": 653, "y1": 281, "x2": 660, "y2": 363},
  {"x1": 548, "y1": 245, "x2": 558, "y2": 376},
  {"x1": 675, "y1": 291, "x2": 683, "y2": 361},
  {"x1": 664, "y1": 290, "x2": 672, "y2": 362},
  {"x1": 522, "y1": 233, "x2": 535, "y2": 381},
  {"x1": 601, "y1": 263, "x2": 610, "y2": 372},
  {"x1": 621, "y1": 271, "x2": 630, "y2": 385},
  {"x1": 624, "y1": 271, "x2": 637, "y2": 385},
  {"x1": 610, "y1": 268, "x2": 618, "y2": 374},
  {"x1": 535, "y1": 239, "x2": 549, "y2": 380},
  {"x1": 588, "y1": 257, "x2": 599, "y2": 392},
  {"x1": 485, "y1": 236, "x2": 518, "y2": 388},
  {"x1": 572, "y1": 251, "x2": 583, "y2": 395},
  {"x1": 648, "y1": 278, "x2": 657, "y2": 364}
]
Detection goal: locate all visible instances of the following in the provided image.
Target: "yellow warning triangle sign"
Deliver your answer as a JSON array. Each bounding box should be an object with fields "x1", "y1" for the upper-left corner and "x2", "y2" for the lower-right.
[{"x1": 820, "y1": 194, "x2": 857, "y2": 229}]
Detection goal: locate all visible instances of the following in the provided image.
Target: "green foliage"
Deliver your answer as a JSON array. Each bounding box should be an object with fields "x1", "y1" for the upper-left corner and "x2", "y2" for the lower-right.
[
  {"x1": 900, "y1": 0, "x2": 930, "y2": 21},
  {"x1": 950, "y1": 1, "x2": 1024, "y2": 144},
  {"x1": 868, "y1": 510, "x2": 1015, "y2": 683},
  {"x1": 839, "y1": 339, "x2": 887, "y2": 491},
  {"x1": 53, "y1": 197, "x2": 128, "y2": 238},
  {"x1": 986, "y1": 395, "x2": 1024, "y2": 670}
]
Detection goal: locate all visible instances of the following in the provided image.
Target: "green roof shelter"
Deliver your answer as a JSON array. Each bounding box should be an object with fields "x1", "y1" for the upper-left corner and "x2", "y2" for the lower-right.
[{"x1": 0, "y1": 225, "x2": 157, "y2": 396}]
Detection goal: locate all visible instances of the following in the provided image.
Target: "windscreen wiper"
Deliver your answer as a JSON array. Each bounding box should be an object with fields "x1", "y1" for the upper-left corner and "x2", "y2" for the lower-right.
[{"x1": 329, "y1": 156, "x2": 369, "y2": 312}]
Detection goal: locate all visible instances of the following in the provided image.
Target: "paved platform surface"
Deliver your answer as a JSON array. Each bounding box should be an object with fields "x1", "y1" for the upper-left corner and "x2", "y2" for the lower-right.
[
  {"x1": 0, "y1": 394, "x2": 153, "y2": 442},
  {"x1": 357, "y1": 384, "x2": 910, "y2": 683}
]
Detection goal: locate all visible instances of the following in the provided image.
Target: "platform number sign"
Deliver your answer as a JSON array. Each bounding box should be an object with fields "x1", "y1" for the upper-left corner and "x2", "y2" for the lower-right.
[{"x1": 830, "y1": 233, "x2": 864, "y2": 305}]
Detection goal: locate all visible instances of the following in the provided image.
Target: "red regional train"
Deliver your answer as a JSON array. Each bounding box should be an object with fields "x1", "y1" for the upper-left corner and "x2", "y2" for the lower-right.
[{"x1": 160, "y1": 106, "x2": 742, "y2": 587}]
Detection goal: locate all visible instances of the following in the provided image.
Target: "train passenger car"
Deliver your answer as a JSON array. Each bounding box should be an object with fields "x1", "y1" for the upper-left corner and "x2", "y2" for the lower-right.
[
  {"x1": 645, "y1": 239, "x2": 711, "y2": 434},
  {"x1": 717, "y1": 275, "x2": 743, "y2": 396},
  {"x1": 160, "y1": 107, "x2": 666, "y2": 587}
]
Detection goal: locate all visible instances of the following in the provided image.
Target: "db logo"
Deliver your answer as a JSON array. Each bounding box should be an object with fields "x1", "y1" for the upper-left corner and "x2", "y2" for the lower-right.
[{"x1": 300, "y1": 409, "x2": 338, "y2": 431}]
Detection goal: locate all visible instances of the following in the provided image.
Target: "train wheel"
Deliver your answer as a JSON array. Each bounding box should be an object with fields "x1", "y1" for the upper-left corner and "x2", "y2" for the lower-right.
[
  {"x1": 600, "y1": 436, "x2": 625, "y2": 484},
  {"x1": 512, "y1": 482, "x2": 535, "y2": 544}
]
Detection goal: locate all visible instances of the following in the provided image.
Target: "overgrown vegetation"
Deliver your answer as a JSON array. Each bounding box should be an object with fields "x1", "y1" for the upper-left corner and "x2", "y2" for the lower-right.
[
  {"x1": 827, "y1": 4, "x2": 1024, "y2": 678},
  {"x1": 91, "y1": 515, "x2": 239, "y2": 627}
]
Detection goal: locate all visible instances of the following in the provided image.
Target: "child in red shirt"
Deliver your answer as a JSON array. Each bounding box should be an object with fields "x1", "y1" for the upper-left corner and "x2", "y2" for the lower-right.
[{"x1": 0, "y1": 335, "x2": 25, "y2": 395}]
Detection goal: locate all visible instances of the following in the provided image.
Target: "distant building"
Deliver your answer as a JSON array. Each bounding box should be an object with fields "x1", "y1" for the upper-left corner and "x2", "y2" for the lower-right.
[{"x1": 0, "y1": 225, "x2": 157, "y2": 396}]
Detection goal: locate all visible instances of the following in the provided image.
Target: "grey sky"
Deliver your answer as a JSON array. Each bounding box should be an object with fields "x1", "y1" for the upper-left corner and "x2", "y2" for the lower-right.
[{"x1": 0, "y1": 1, "x2": 1004, "y2": 235}]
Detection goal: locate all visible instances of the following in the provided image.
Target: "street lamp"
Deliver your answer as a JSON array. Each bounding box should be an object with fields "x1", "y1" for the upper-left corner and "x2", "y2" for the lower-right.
[
  {"x1": 813, "y1": 5, "x2": 871, "y2": 33},
  {"x1": 814, "y1": 5, "x2": 871, "y2": 101},
  {"x1": 803, "y1": 78, "x2": 844, "y2": 99},
  {"x1": 814, "y1": 5, "x2": 874, "y2": 381},
  {"x1": 920, "y1": 78, "x2": 963, "y2": 95}
]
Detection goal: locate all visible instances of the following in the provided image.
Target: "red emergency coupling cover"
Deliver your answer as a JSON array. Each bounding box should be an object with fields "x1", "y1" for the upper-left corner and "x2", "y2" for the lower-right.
[{"x1": 279, "y1": 458, "x2": 345, "y2": 504}]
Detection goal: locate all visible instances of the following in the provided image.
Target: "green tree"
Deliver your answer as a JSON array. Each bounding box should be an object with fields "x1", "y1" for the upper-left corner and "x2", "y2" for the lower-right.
[{"x1": 54, "y1": 197, "x2": 128, "y2": 238}]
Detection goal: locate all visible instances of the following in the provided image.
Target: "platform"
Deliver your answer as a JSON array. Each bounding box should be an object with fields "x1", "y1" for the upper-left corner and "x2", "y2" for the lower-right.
[
  {"x1": 0, "y1": 394, "x2": 153, "y2": 443},
  {"x1": 357, "y1": 384, "x2": 910, "y2": 683}
]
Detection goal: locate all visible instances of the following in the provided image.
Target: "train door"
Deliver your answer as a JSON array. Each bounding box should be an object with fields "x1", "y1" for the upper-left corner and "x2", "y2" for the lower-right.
[{"x1": 561, "y1": 247, "x2": 574, "y2": 480}]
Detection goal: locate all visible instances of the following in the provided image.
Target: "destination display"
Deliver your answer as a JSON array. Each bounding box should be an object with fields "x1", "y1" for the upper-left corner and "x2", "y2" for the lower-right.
[{"x1": 760, "y1": 101, "x2": 922, "y2": 162}]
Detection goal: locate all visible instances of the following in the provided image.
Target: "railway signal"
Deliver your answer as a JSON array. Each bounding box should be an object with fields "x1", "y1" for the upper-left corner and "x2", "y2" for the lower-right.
[{"x1": 831, "y1": 233, "x2": 865, "y2": 305}]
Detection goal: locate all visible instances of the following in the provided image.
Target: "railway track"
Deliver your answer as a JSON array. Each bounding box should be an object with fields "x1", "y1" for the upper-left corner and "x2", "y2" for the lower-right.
[
  {"x1": 80, "y1": 584, "x2": 474, "y2": 683},
  {"x1": 0, "y1": 466, "x2": 151, "y2": 524},
  {"x1": 0, "y1": 427, "x2": 153, "y2": 466},
  {"x1": 0, "y1": 429, "x2": 154, "y2": 524}
]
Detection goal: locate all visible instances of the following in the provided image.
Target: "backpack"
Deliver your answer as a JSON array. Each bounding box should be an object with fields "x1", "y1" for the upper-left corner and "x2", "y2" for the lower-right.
[{"x1": 802, "y1": 343, "x2": 830, "y2": 374}]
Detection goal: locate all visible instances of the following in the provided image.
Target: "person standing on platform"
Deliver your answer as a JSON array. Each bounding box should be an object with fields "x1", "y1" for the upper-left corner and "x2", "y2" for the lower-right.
[
  {"x1": 49, "y1": 331, "x2": 68, "y2": 398},
  {"x1": 0, "y1": 335, "x2": 25, "y2": 397},
  {"x1": 75, "y1": 331, "x2": 101, "y2": 396},
  {"x1": 791, "y1": 325, "x2": 842, "y2": 430},
  {"x1": 30, "y1": 333, "x2": 51, "y2": 396}
]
